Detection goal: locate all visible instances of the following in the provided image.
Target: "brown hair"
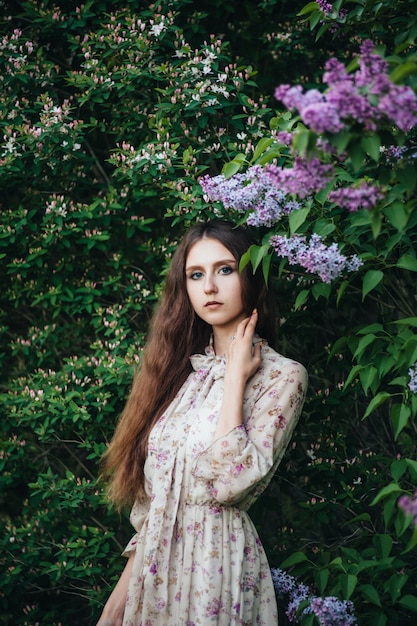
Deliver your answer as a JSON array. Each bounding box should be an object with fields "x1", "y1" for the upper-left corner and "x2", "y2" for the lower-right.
[{"x1": 101, "y1": 220, "x2": 275, "y2": 509}]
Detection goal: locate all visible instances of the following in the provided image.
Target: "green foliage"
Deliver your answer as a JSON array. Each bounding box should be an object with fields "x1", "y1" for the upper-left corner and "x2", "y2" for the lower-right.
[{"x1": 1, "y1": 1, "x2": 417, "y2": 625}]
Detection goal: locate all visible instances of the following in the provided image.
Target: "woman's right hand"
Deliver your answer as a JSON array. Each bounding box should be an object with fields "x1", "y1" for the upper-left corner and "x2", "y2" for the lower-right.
[
  {"x1": 96, "y1": 615, "x2": 123, "y2": 626},
  {"x1": 96, "y1": 552, "x2": 135, "y2": 626},
  {"x1": 96, "y1": 611, "x2": 124, "y2": 626}
]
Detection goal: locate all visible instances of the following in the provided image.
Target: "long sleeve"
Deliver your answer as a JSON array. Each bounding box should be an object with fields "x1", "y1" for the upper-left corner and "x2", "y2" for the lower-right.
[
  {"x1": 122, "y1": 496, "x2": 151, "y2": 557},
  {"x1": 191, "y1": 356, "x2": 307, "y2": 506}
]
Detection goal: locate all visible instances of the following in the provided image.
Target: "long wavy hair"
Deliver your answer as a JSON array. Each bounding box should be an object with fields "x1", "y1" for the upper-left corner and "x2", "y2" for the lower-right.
[{"x1": 101, "y1": 220, "x2": 276, "y2": 509}]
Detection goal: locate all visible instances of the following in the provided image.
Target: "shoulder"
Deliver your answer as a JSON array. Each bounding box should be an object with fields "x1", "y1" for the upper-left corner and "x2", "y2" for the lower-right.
[{"x1": 258, "y1": 342, "x2": 308, "y2": 385}]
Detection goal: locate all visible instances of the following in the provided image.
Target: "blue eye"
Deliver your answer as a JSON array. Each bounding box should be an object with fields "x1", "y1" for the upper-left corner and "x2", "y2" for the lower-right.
[
  {"x1": 219, "y1": 266, "x2": 233, "y2": 275},
  {"x1": 189, "y1": 271, "x2": 203, "y2": 280}
]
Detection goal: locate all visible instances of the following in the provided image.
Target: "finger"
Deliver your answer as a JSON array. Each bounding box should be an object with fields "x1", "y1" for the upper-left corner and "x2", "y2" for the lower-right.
[{"x1": 243, "y1": 309, "x2": 258, "y2": 337}]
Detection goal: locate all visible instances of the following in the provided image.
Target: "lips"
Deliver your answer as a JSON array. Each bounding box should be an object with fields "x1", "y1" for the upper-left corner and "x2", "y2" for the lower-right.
[{"x1": 205, "y1": 301, "x2": 223, "y2": 308}]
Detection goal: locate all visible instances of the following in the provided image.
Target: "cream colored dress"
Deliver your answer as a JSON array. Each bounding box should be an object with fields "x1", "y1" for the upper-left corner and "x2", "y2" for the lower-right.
[{"x1": 122, "y1": 340, "x2": 308, "y2": 626}]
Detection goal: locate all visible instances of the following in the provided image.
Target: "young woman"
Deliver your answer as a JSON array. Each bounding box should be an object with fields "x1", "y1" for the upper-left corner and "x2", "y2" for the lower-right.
[{"x1": 97, "y1": 220, "x2": 308, "y2": 626}]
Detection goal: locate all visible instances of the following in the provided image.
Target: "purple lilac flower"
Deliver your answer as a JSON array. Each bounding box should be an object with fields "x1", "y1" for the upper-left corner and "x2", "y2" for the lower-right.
[
  {"x1": 200, "y1": 165, "x2": 301, "y2": 227},
  {"x1": 286, "y1": 582, "x2": 311, "y2": 622},
  {"x1": 271, "y1": 568, "x2": 357, "y2": 624},
  {"x1": 270, "y1": 233, "x2": 363, "y2": 283},
  {"x1": 275, "y1": 40, "x2": 417, "y2": 134},
  {"x1": 271, "y1": 568, "x2": 297, "y2": 594},
  {"x1": 266, "y1": 156, "x2": 333, "y2": 199},
  {"x1": 300, "y1": 101, "x2": 343, "y2": 133},
  {"x1": 398, "y1": 490, "x2": 417, "y2": 525},
  {"x1": 378, "y1": 85, "x2": 417, "y2": 132},
  {"x1": 356, "y1": 39, "x2": 389, "y2": 89},
  {"x1": 277, "y1": 130, "x2": 293, "y2": 145},
  {"x1": 383, "y1": 145, "x2": 406, "y2": 161},
  {"x1": 325, "y1": 79, "x2": 378, "y2": 131},
  {"x1": 408, "y1": 362, "x2": 417, "y2": 393},
  {"x1": 328, "y1": 182, "x2": 384, "y2": 212},
  {"x1": 317, "y1": 0, "x2": 333, "y2": 15},
  {"x1": 310, "y1": 596, "x2": 357, "y2": 626}
]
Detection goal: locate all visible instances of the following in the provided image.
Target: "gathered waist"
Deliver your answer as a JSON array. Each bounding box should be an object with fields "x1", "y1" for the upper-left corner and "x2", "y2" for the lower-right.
[{"x1": 182, "y1": 500, "x2": 247, "y2": 514}]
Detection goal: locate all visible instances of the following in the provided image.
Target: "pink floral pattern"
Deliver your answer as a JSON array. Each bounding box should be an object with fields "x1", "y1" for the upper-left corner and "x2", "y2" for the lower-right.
[{"x1": 122, "y1": 340, "x2": 307, "y2": 625}]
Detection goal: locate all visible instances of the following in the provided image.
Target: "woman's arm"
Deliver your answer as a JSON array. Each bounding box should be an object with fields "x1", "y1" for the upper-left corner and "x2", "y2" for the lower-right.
[
  {"x1": 214, "y1": 311, "x2": 261, "y2": 439},
  {"x1": 96, "y1": 552, "x2": 135, "y2": 626}
]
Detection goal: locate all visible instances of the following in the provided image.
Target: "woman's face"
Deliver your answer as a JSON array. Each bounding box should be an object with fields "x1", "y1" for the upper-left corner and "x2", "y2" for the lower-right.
[{"x1": 185, "y1": 237, "x2": 246, "y2": 333}]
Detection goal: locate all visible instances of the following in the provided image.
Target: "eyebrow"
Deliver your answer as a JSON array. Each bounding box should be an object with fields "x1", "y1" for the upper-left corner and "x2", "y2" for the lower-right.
[{"x1": 185, "y1": 258, "x2": 237, "y2": 272}]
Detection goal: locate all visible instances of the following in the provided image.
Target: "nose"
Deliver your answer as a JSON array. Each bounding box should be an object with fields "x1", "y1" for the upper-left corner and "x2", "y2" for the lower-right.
[{"x1": 203, "y1": 274, "x2": 218, "y2": 294}]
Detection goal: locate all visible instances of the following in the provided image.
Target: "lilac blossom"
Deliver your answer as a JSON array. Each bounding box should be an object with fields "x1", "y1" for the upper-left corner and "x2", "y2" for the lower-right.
[
  {"x1": 277, "y1": 130, "x2": 293, "y2": 145},
  {"x1": 325, "y1": 79, "x2": 377, "y2": 131},
  {"x1": 310, "y1": 596, "x2": 357, "y2": 626},
  {"x1": 301, "y1": 101, "x2": 343, "y2": 134},
  {"x1": 398, "y1": 490, "x2": 417, "y2": 525},
  {"x1": 355, "y1": 39, "x2": 389, "y2": 89},
  {"x1": 274, "y1": 40, "x2": 417, "y2": 134},
  {"x1": 270, "y1": 233, "x2": 363, "y2": 283},
  {"x1": 383, "y1": 145, "x2": 406, "y2": 161},
  {"x1": 408, "y1": 362, "x2": 417, "y2": 393},
  {"x1": 271, "y1": 568, "x2": 357, "y2": 625},
  {"x1": 200, "y1": 165, "x2": 301, "y2": 227},
  {"x1": 266, "y1": 157, "x2": 333, "y2": 199},
  {"x1": 378, "y1": 85, "x2": 417, "y2": 132},
  {"x1": 329, "y1": 182, "x2": 384, "y2": 212},
  {"x1": 316, "y1": 0, "x2": 333, "y2": 15},
  {"x1": 316, "y1": 0, "x2": 347, "y2": 21}
]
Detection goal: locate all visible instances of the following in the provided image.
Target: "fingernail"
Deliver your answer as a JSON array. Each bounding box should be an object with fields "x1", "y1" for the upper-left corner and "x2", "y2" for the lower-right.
[{"x1": 252, "y1": 308, "x2": 257, "y2": 315}]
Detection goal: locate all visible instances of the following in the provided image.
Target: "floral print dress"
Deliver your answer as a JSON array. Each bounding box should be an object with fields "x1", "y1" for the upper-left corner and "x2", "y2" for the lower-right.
[{"x1": 122, "y1": 339, "x2": 308, "y2": 626}]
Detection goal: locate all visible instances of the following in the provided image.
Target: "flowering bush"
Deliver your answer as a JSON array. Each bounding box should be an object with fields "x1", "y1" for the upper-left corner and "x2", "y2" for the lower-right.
[{"x1": 200, "y1": 24, "x2": 417, "y2": 626}]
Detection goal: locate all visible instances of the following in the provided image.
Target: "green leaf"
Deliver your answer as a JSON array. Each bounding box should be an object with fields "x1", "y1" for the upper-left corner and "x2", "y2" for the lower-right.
[
  {"x1": 292, "y1": 125, "x2": 311, "y2": 155},
  {"x1": 222, "y1": 154, "x2": 246, "y2": 178},
  {"x1": 391, "y1": 404, "x2": 411, "y2": 440},
  {"x1": 362, "y1": 270, "x2": 384, "y2": 300},
  {"x1": 250, "y1": 244, "x2": 270, "y2": 272},
  {"x1": 384, "y1": 202, "x2": 409, "y2": 231},
  {"x1": 280, "y1": 551, "x2": 309, "y2": 568},
  {"x1": 390, "y1": 61, "x2": 417, "y2": 83},
  {"x1": 311, "y1": 282, "x2": 331, "y2": 300},
  {"x1": 388, "y1": 573, "x2": 408, "y2": 602},
  {"x1": 343, "y1": 364, "x2": 364, "y2": 389},
  {"x1": 294, "y1": 289, "x2": 309, "y2": 311},
  {"x1": 340, "y1": 573, "x2": 358, "y2": 600},
  {"x1": 363, "y1": 391, "x2": 392, "y2": 419},
  {"x1": 359, "y1": 584, "x2": 382, "y2": 607},
  {"x1": 370, "y1": 482, "x2": 403, "y2": 505},
  {"x1": 390, "y1": 459, "x2": 407, "y2": 482},
  {"x1": 397, "y1": 165, "x2": 417, "y2": 193},
  {"x1": 396, "y1": 254, "x2": 417, "y2": 272},
  {"x1": 251, "y1": 137, "x2": 275, "y2": 163},
  {"x1": 315, "y1": 569, "x2": 329, "y2": 595},
  {"x1": 297, "y1": 1, "x2": 319, "y2": 16},
  {"x1": 373, "y1": 534, "x2": 392, "y2": 559},
  {"x1": 405, "y1": 459, "x2": 417, "y2": 480},
  {"x1": 262, "y1": 253, "x2": 272, "y2": 284},
  {"x1": 356, "y1": 323, "x2": 384, "y2": 335},
  {"x1": 336, "y1": 280, "x2": 349, "y2": 306},
  {"x1": 404, "y1": 527, "x2": 417, "y2": 553},
  {"x1": 361, "y1": 136, "x2": 381, "y2": 161},
  {"x1": 352, "y1": 333, "x2": 377, "y2": 360},
  {"x1": 398, "y1": 595, "x2": 417, "y2": 612},
  {"x1": 239, "y1": 249, "x2": 251, "y2": 271},
  {"x1": 289, "y1": 208, "x2": 310, "y2": 235},
  {"x1": 359, "y1": 365, "x2": 378, "y2": 394},
  {"x1": 349, "y1": 142, "x2": 366, "y2": 171},
  {"x1": 391, "y1": 317, "x2": 417, "y2": 328}
]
